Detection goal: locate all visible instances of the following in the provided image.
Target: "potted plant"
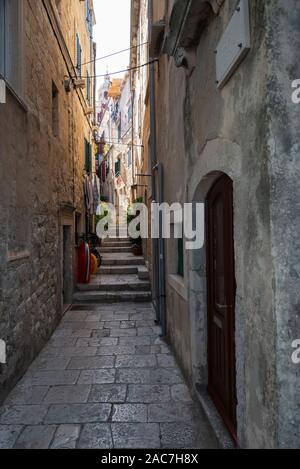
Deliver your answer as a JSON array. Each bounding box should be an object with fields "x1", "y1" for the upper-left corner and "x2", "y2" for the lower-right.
[{"x1": 132, "y1": 235, "x2": 142, "y2": 256}]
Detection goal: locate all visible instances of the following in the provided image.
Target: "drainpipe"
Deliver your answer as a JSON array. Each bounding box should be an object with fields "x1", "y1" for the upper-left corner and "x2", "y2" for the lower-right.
[
  {"x1": 149, "y1": 29, "x2": 159, "y2": 322},
  {"x1": 153, "y1": 163, "x2": 166, "y2": 337},
  {"x1": 149, "y1": 0, "x2": 166, "y2": 336},
  {"x1": 131, "y1": 85, "x2": 135, "y2": 198}
]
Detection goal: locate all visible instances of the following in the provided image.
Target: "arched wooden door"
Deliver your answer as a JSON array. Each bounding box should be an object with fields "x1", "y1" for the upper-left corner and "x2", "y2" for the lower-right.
[{"x1": 206, "y1": 174, "x2": 237, "y2": 440}]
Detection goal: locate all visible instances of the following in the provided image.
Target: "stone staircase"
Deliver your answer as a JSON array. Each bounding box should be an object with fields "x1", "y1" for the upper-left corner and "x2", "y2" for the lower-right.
[{"x1": 73, "y1": 236, "x2": 152, "y2": 304}]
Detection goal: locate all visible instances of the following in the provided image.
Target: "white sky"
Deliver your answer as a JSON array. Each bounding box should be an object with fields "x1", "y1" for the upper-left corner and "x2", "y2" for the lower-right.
[{"x1": 93, "y1": 0, "x2": 131, "y2": 89}]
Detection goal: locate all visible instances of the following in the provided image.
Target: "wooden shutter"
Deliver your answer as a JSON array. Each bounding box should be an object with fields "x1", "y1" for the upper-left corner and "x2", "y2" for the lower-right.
[
  {"x1": 86, "y1": 70, "x2": 90, "y2": 103},
  {"x1": 115, "y1": 159, "x2": 120, "y2": 177},
  {"x1": 76, "y1": 34, "x2": 82, "y2": 77},
  {"x1": 84, "y1": 139, "x2": 91, "y2": 173},
  {"x1": 177, "y1": 236, "x2": 184, "y2": 277}
]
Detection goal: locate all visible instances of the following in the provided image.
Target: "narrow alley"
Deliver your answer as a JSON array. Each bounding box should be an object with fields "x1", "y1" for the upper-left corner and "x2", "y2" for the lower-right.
[
  {"x1": 0, "y1": 237, "x2": 219, "y2": 449},
  {"x1": 1, "y1": 0, "x2": 300, "y2": 452}
]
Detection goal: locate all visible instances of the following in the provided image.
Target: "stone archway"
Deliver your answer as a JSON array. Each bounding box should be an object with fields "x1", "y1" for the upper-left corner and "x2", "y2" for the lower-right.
[{"x1": 186, "y1": 138, "x2": 244, "y2": 442}]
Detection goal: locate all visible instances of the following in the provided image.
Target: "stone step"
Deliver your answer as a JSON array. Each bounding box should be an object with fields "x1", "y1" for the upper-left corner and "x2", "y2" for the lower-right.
[
  {"x1": 77, "y1": 281, "x2": 151, "y2": 292},
  {"x1": 101, "y1": 257, "x2": 145, "y2": 266},
  {"x1": 100, "y1": 247, "x2": 133, "y2": 253},
  {"x1": 73, "y1": 291, "x2": 152, "y2": 304},
  {"x1": 138, "y1": 266, "x2": 150, "y2": 281},
  {"x1": 97, "y1": 266, "x2": 138, "y2": 275},
  {"x1": 102, "y1": 241, "x2": 132, "y2": 248},
  {"x1": 102, "y1": 237, "x2": 129, "y2": 243}
]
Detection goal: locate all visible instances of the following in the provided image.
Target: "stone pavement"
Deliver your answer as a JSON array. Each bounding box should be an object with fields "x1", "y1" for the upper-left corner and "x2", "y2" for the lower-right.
[{"x1": 0, "y1": 302, "x2": 219, "y2": 449}]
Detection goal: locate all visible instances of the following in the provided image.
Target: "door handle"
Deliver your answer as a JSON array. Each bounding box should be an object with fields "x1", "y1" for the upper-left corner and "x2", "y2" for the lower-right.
[{"x1": 213, "y1": 315, "x2": 223, "y2": 329}]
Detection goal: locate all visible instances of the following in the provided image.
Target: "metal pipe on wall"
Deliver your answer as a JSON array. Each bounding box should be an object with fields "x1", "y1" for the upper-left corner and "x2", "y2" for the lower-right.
[{"x1": 148, "y1": 0, "x2": 166, "y2": 336}]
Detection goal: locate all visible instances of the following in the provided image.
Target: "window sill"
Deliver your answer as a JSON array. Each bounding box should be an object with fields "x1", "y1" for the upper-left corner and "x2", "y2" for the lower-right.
[
  {"x1": 7, "y1": 250, "x2": 30, "y2": 263},
  {"x1": 0, "y1": 76, "x2": 28, "y2": 112},
  {"x1": 168, "y1": 274, "x2": 188, "y2": 301}
]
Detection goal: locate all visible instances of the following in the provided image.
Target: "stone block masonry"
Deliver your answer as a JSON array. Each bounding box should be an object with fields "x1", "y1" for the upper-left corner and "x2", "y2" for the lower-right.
[{"x1": 0, "y1": 0, "x2": 95, "y2": 403}]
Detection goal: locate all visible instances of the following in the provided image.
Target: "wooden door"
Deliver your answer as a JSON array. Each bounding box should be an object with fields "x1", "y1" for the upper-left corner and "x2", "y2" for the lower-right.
[{"x1": 206, "y1": 175, "x2": 237, "y2": 440}]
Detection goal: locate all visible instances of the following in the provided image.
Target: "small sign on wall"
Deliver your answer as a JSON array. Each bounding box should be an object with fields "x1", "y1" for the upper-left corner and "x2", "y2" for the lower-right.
[
  {"x1": 0, "y1": 78, "x2": 5, "y2": 103},
  {"x1": 215, "y1": 0, "x2": 251, "y2": 89},
  {"x1": 0, "y1": 340, "x2": 6, "y2": 364}
]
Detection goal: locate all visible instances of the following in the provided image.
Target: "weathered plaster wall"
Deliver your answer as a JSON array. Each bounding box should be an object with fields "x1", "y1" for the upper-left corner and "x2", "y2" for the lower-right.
[
  {"x1": 265, "y1": 0, "x2": 300, "y2": 449},
  {"x1": 0, "y1": 0, "x2": 93, "y2": 403}
]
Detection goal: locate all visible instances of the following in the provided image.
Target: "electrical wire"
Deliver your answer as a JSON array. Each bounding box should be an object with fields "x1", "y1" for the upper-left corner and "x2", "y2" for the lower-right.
[
  {"x1": 72, "y1": 59, "x2": 158, "y2": 79},
  {"x1": 81, "y1": 42, "x2": 149, "y2": 67},
  {"x1": 95, "y1": 141, "x2": 144, "y2": 148}
]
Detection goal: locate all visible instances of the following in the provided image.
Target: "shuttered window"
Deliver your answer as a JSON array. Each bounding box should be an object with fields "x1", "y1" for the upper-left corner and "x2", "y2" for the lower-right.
[
  {"x1": 86, "y1": 70, "x2": 91, "y2": 103},
  {"x1": 84, "y1": 138, "x2": 92, "y2": 173},
  {"x1": 76, "y1": 34, "x2": 82, "y2": 77},
  {"x1": 177, "y1": 236, "x2": 184, "y2": 277},
  {"x1": 101, "y1": 161, "x2": 106, "y2": 182},
  {"x1": 127, "y1": 149, "x2": 132, "y2": 167},
  {"x1": 115, "y1": 159, "x2": 121, "y2": 177}
]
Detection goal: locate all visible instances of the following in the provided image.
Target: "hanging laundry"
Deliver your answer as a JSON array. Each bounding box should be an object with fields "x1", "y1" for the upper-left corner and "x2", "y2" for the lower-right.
[
  {"x1": 84, "y1": 175, "x2": 94, "y2": 215},
  {"x1": 93, "y1": 175, "x2": 100, "y2": 214}
]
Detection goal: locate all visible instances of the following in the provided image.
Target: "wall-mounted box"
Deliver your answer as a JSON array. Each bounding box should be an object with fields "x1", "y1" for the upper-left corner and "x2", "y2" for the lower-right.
[
  {"x1": 0, "y1": 340, "x2": 6, "y2": 364},
  {"x1": 216, "y1": 0, "x2": 250, "y2": 89},
  {"x1": 0, "y1": 78, "x2": 6, "y2": 103}
]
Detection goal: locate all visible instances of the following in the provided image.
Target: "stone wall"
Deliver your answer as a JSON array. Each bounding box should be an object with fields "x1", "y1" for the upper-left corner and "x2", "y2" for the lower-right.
[{"x1": 0, "y1": 0, "x2": 95, "y2": 403}]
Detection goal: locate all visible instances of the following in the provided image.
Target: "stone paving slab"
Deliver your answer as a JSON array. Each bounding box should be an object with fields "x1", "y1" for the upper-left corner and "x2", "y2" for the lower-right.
[
  {"x1": 51, "y1": 424, "x2": 81, "y2": 449},
  {"x1": 0, "y1": 301, "x2": 219, "y2": 449},
  {"x1": 0, "y1": 425, "x2": 23, "y2": 449},
  {"x1": 4, "y1": 385, "x2": 49, "y2": 406},
  {"x1": 112, "y1": 404, "x2": 148, "y2": 422},
  {"x1": 127, "y1": 385, "x2": 171, "y2": 403},
  {"x1": 68, "y1": 356, "x2": 115, "y2": 370},
  {"x1": 0, "y1": 405, "x2": 49, "y2": 425},
  {"x1": 78, "y1": 369, "x2": 116, "y2": 385},
  {"x1": 43, "y1": 385, "x2": 91, "y2": 404},
  {"x1": 112, "y1": 423, "x2": 160, "y2": 449},
  {"x1": 88, "y1": 385, "x2": 127, "y2": 403},
  {"x1": 44, "y1": 404, "x2": 112, "y2": 424},
  {"x1": 78, "y1": 423, "x2": 113, "y2": 449},
  {"x1": 14, "y1": 425, "x2": 57, "y2": 449},
  {"x1": 20, "y1": 370, "x2": 80, "y2": 387}
]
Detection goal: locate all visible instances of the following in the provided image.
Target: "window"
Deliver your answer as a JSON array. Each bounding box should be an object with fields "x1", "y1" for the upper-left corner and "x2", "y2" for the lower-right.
[
  {"x1": 101, "y1": 161, "x2": 106, "y2": 182},
  {"x1": 138, "y1": 97, "x2": 142, "y2": 136},
  {"x1": 177, "y1": 236, "x2": 184, "y2": 277},
  {"x1": 86, "y1": 70, "x2": 91, "y2": 104},
  {"x1": 127, "y1": 149, "x2": 132, "y2": 167},
  {"x1": 84, "y1": 138, "x2": 92, "y2": 173},
  {"x1": 0, "y1": 0, "x2": 23, "y2": 97},
  {"x1": 76, "y1": 33, "x2": 82, "y2": 77},
  {"x1": 52, "y1": 81, "x2": 59, "y2": 137},
  {"x1": 118, "y1": 120, "x2": 122, "y2": 140},
  {"x1": 86, "y1": 0, "x2": 92, "y2": 35},
  {"x1": 115, "y1": 159, "x2": 121, "y2": 177},
  {"x1": 127, "y1": 103, "x2": 132, "y2": 122},
  {"x1": 55, "y1": 0, "x2": 62, "y2": 16}
]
